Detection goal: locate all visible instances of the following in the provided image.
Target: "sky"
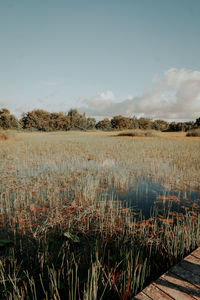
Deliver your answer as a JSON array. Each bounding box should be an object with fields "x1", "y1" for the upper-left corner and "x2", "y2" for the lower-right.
[{"x1": 0, "y1": 0, "x2": 200, "y2": 121}]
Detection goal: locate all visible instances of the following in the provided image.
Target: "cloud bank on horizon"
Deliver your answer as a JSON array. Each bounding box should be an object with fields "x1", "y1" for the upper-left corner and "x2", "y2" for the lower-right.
[{"x1": 79, "y1": 68, "x2": 200, "y2": 121}]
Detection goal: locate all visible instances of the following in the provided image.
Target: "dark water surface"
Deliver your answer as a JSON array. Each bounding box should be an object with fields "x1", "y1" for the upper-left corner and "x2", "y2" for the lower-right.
[{"x1": 101, "y1": 178, "x2": 200, "y2": 219}]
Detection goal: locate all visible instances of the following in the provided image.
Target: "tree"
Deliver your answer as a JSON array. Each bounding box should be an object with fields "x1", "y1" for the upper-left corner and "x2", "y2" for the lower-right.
[
  {"x1": 86, "y1": 118, "x2": 96, "y2": 130},
  {"x1": 138, "y1": 118, "x2": 153, "y2": 130},
  {"x1": 0, "y1": 108, "x2": 19, "y2": 129},
  {"x1": 184, "y1": 121, "x2": 195, "y2": 131},
  {"x1": 131, "y1": 116, "x2": 139, "y2": 129},
  {"x1": 111, "y1": 115, "x2": 133, "y2": 130},
  {"x1": 96, "y1": 118, "x2": 112, "y2": 130},
  {"x1": 67, "y1": 109, "x2": 88, "y2": 130},
  {"x1": 50, "y1": 112, "x2": 71, "y2": 131},
  {"x1": 152, "y1": 120, "x2": 169, "y2": 131},
  {"x1": 195, "y1": 117, "x2": 200, "y2": 127},
  {"x1": 20, "y1": 110, "x2": 51, "y2": 131}
]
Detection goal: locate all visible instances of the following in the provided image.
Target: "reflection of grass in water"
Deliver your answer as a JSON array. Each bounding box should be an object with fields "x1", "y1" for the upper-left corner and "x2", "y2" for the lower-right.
[
  {"x1": 0, "y1": 131, "x2": 200, "y2": 298},
  {"x1": 108, "y1": 179, "x2": 200, "y2": 219},
  {"x1": 156, "y1": 195, "x2": 180, "y2": 202}
]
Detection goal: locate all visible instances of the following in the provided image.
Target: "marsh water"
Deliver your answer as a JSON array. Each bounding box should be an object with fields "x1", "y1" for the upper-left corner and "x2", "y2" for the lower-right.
[{"x1": 100, "y1": 178, "x2": 200, "y2": 219}]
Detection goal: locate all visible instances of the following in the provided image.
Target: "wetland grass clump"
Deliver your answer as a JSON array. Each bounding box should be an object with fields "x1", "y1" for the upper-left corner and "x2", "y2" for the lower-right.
[
  {"x1": 117, "y1": 129, "x2": 159, "y2": 137},
  {"x1": 186, "y1": 128, "x2": 200, "y2": 137},
  {"x1": 0, "y1": 131, "x2": 200, "y2": 298}
]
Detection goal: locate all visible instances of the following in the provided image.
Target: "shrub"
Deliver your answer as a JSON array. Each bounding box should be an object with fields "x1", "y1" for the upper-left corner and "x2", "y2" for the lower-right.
[
  {"x1": 111, "y1": 115, "x2": 133, "y2": 130},
  {"x1": 117, "y1": 129, "x2": 159, "y2": 137},
  {"x1": 20, "y1": 110, "x2": 51, "y2": 131},
  {"x1": 0, "y1": 108, "x2": 19, "y2": 129},
  {"x1": 96, "y1": 118, "x2": 112, "y2": 130},
  {"x1": 85, "y1": 117, "x2": 96, "y2": 130},
  {"x1": 152, "y1": 120, "x2": 169, "y2": 131},
  {"x1": 138, "y1": 118, "x2": 153, "y2": 130},
  {"x1": 21, "y1": 110, "x2": 71, "y2": 131},
  {"x1": 186, "y1": 129, "x2": 200, "y2": 137},
  {"x1": 195, "y1": 117, "x2": 200, "y2": 127}
]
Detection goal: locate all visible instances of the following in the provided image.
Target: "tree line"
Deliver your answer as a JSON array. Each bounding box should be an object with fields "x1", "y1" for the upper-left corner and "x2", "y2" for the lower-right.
[{"x1": 0, "y1": 107, "x2": 200, "y2": 132}]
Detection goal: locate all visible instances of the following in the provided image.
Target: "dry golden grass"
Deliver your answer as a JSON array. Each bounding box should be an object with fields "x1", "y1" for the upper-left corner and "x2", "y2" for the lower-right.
[
  {"x1": 116, "y1": 130, "x2": 200, "y2": 141},
  {"x1": 152, "y1": 131, "x2": 200, "y2": 141},
  {"x1": 2, "y1": 130, "x2": 200, "y2": 189},
  {"x1": 15, "y1": 129, "x2": 199, "y2": 140},
  {"x1": 0, "y1": 130, "x2": 9, "y2": 140},
  {"x1": 0, "y1": 129, "x2": 18, "y2": 142}
]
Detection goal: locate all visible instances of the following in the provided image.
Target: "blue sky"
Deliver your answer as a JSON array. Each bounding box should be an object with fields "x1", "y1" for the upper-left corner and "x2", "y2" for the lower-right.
[{"x1": 0, "y1": 0, "x2": 200, "y2": 120}]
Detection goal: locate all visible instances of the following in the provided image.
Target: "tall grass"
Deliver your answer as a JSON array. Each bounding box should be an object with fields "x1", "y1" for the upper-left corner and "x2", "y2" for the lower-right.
[
  {"x1": 0, "y1": 131, "x2": 200, "y2": 298},
  {"x1": 0, "y1": 130, "x2": 9, "y2": 140}
]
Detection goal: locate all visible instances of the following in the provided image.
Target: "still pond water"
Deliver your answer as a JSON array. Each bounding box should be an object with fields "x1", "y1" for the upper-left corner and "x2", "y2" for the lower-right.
[{"x1": 100, "y1": 178, "x2": 200, "y2": 219}]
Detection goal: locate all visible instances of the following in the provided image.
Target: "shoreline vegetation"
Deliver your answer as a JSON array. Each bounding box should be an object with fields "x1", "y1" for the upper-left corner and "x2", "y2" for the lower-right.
[
  {"x1": 0, "y1": 130, "x2": 200, "y2": 298},
  {"x1": 0, "y1": 107, "x2": 200, "y2": 133}
]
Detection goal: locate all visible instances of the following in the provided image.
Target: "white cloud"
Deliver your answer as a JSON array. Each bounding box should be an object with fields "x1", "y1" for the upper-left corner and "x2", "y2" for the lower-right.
[
  {"x1": 164, "y1": 68, "x2": 200, "y2": 89},
  {"x1": 79, "y1": 68, "x2": 200, "y2": 121},
  {"x1": 79, "y1": 91, "x2": 115, "y2": 117},
  {"x1": 83, "y1": 91, "x2": 115, "y2": 107}
]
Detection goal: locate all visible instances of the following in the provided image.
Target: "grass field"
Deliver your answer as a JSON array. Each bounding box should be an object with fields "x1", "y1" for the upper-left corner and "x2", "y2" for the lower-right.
[{"x1": 0, "y1": 130, "x2": 200, "y2": 299}]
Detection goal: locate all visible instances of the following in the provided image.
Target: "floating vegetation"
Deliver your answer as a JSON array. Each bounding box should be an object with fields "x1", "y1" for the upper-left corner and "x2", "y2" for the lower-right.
[{"x1": 0, "y1": 131, "x2": 200, "y2": 298}]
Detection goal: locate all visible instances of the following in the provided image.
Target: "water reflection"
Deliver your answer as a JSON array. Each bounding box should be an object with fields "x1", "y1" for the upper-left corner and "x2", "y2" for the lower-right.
[{"x1": 100, "y1": 178, "x2": 200, "y2": 219}]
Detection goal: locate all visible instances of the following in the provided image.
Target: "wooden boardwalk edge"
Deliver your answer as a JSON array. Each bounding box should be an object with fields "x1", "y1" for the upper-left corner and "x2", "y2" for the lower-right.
[{"x1": 134, "y1": 247, "x2": 200, "y2": 300}]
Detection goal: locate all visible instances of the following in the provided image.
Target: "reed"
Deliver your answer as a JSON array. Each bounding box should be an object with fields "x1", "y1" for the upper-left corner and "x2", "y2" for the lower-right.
[{"x1": 0, "y1": 131, "x2": 199, "y2": 298}]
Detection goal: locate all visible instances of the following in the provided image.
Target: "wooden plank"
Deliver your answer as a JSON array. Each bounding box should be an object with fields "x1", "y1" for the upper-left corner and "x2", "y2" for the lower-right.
[
  {"x1": 154, "y1": 271, "x2": 200, "y2": 300},
  {"x1": 141, "y1": 283, "x2": 173, "y2": 299},
  {"x1": 191, "y1": 248, "x2": 200, "y2": 259},
  {"x1": 184, "y1": 253, "x2": 200, "y2": 264},
  {"x1": 180, "y1": 259, "x2": 200, "y2": 277},
  {"x1": 171, "y1": 263, "x2": 200, "y2": 288},
  {"x1": 133, "y1": 291, "x2": 152, "y2": 299},
  {"x1": 134, "y1": 248, "x2": 200, "y2": 299},
  {"x1": 183, "y1": 254, "x2": 200, "y2": 274}
]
